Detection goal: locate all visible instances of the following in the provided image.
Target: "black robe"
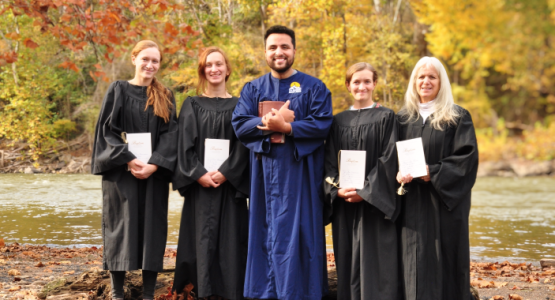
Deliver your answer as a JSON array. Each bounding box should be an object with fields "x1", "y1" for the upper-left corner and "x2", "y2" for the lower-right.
[
  {"x1": 172, "y1": 96, "x2": 250, "y2": 300},
  {"x1": 323, "y1": 107, "x2": 401, "y2": 300},
  {"x1": 91, "y1": 80, "x2": 178, "y2": 271},
  {"x1": 396, "y1": 106, "x2": 479, "y2": 300}
]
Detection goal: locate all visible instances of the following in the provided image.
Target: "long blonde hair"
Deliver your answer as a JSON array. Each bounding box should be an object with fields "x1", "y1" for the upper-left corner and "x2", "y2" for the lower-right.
[
  {"x1": 131, "y1": 40, "x2": 173, "y2": 123},
  {"x1": 400, "y1": 56, "x2": 459, "y2": 130}
]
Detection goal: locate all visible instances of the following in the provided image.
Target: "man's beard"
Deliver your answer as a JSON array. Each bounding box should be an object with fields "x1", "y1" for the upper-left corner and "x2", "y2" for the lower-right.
[{"x1": 267, "y1": 57, "x2": 295, "y2": 73}]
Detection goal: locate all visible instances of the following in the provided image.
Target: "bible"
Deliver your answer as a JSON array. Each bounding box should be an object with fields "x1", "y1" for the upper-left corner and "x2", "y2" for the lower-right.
[{"x1": 258, "y1": 100, "x2": 286, "y2": 143}]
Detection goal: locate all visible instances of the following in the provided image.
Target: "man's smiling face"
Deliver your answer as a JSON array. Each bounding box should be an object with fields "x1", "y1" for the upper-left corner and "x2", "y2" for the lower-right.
[{"x1": 265, "y1": 33, "x2": 296, "y2": 74}]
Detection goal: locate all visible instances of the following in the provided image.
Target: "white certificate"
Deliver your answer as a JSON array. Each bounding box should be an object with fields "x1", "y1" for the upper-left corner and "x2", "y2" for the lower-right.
[
  {"x1": 204, "y1": 138, "x2": 230, "y2": 172},
  {"x1": 396, "y1": 137, "x2": 427, "y2": 178},
  {"x1": 126, "y1": 133, "x2": 152, "y2": 164},
  {"x1": 339, "y1": 150, "x2": 366, "y2": 189}
]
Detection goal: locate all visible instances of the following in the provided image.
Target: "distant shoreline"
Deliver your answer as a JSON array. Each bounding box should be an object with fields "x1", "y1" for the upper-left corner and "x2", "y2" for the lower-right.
[{"x1": 1, "y1": 136, "x2": 554, "y2": 176}]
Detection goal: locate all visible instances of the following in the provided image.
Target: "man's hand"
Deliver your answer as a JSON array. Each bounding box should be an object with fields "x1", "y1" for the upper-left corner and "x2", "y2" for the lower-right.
[
  {"x1": 197, "y1": 171, "x2": 220, "y2": 188},
  {"x1": 211, "y1": 171, "x2": 227, "y2": 185},
  {"x1": 257, "y1": 109, "x2": 292, "y2": 134},
  {"x1": 257, "y1": 100, "x2": 294, "y2": 134},
  {"x1": 337, "y1": 187, "x2": 363, "y2": 203},
  {"x1": 128, "y1": 159, "x2": 158, "y2": 179},
  {"x1": 279, "y1": 100, "x2": 295, "y2": 123}
]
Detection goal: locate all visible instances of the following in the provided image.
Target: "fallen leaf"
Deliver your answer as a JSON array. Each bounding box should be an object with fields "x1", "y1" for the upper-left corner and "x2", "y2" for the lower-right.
[
  {"x1": 549, "y1": 286, "x2": 555, "y2": 291},
  {"x1": 14, "y1": 277, "x2": 21, "y2": 282},
  {"x1": 0, "y1": 238, "x2": 5, "y2": 247},
  {"x1": 60, "y1": 261, "x2": 71, "y2": 265},
  {"x1": 472, "y1": 279, "x2": 495, "y2": 288},
  {"x1": 8, "y1": 269, "x2": 21, "y2": 276},
  {"x1": 544, "y1": 278, "x2": 550, "y2": 283},
  {"x1": 493, "y1": 281, "x2": 508, "y2": 288},
  {"x1": 63, "y1": 270, "x2": 75, "y2": 275},
  {"x1": 0, "y1": 259, "x2": 5, "y2": 264},
  {"x1": 508, "y1": 294, "x2": 523, "y2": 300},
  {"x1": 35, "y1": 262, "x2": 44, "y2": 267},
  {"x1": 491, "y1": 296, "x2": 504, "y2": 300},
  {"x1": 44, "y1": 268, "x2": 53, "y2": 273},
  {"x1": 509, "y1": 285, "x2": 521, "y2": 290},
  {"x1": 8, "y1": 286, "x2": 21, "y2": 292}
]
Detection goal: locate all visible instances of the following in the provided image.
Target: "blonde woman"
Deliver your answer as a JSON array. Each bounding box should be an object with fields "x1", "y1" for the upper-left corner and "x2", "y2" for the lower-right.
[
  {"x1": 324, "y1": 62, "x2": 400, "y2": 299},
  {"x1": 396, "y1": 57, "x2": 479, "y2": 300},
  {"x1": 91, "y1": 40, "x2": 177, "y2": 300}
]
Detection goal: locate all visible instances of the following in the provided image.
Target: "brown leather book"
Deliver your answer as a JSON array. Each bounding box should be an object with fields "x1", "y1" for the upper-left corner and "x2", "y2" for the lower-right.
[{"x1": 258, "y1": 101, "x2": 286, "y2": 144}]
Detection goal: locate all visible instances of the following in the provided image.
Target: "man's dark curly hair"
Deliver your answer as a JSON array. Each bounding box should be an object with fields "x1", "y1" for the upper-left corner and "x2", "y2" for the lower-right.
[{"x1": 264, "y1": 25, "x2": 296, "y2": 49}]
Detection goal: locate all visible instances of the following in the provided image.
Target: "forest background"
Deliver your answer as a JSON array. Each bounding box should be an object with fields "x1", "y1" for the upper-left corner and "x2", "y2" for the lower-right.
[{"x1": 1, "y1": 0, "x2": 555, "y2": 165}]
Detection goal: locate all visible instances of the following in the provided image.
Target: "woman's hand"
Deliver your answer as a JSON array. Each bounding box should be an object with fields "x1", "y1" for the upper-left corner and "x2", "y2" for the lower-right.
[
  {"x1": 211, "y1": 171, "x2": 227, "y2": 185},
  {"x1": 127, "y1": 159, "x2": 145, "y2": 172},
  {"x1": 396, "y1": 171, "x2": 413, "y2": 184},
  {"x1": 197, "y1": 171, "x2": 220, "y2": 188},
  {"x1": 128, "y1": 159, "x2": 158, "y2": 180},
  {"x1": 421, "y1": 165, "x2": 431, "y2": 182},
  {"x1": 337, "y1": 187, "x2": 363, "y2": 203}
]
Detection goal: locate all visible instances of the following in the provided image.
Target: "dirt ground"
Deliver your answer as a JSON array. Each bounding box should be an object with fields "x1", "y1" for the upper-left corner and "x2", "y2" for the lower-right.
[
  {"x1": 469, "y1": 260, "x2": 555, "y2": 300},
  {"x1": 2, "y1": 242, "x2": 555, "y2": 300}
]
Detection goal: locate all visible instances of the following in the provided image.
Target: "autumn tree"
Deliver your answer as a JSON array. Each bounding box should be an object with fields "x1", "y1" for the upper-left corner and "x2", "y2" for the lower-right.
[{"x1": 0, "y1": 0, "x2": 200, "y2": 160}]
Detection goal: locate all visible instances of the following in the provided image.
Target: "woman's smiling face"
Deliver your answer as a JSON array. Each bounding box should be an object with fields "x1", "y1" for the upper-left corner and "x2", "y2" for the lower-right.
[
  {"x1": 347, "y1": 69, "x2": 376, "y2": 103},
  {"x1": 416, "y1": 64, "x2": 440, "y2": 103},
  {"x1": 204, "y1": 51, "x2": 229, "y2": 86},
  {"x1": 132, "y1": 47, "x2": 160, "y2": 81}
]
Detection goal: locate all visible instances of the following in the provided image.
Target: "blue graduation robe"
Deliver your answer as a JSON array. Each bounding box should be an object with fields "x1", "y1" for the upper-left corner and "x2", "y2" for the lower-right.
[{"x1": 232, "y1": 71, "x2": 333, "y2": 300}]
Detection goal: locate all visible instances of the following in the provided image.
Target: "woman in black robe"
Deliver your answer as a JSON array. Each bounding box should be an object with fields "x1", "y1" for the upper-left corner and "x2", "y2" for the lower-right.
[
  {"x1": 91, "y1": 40, "x2": 178, "y2": 300},
  {"x1": 172, "y1": 47, "x2": 249, "y2": 300},
  {"x1": 323, "y1": 62, "x2": 400, "y2": 300},
  {"x1": 396, "y1": 56, "x2": 479, "y2": 300}
]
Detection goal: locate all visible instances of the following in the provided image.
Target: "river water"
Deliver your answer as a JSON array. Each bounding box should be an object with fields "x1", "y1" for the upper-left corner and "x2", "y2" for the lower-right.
[{"x1": 1, "y1": 174, "x2": 554, "y2": 261}]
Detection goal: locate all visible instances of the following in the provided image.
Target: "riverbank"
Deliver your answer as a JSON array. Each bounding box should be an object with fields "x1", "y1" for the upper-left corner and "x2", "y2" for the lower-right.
[
  {"x1": 2, "y1": 137, "x2": 555, "y2": 177},
  {"x1": 0, "y1": 136, "x2": 91, "y2": 175},
  {"x1": 1, "y1": 242, "x2": 555, "y2": 300}
]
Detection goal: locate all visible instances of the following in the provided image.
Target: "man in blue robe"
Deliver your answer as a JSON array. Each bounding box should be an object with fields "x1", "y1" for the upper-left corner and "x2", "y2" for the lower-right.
[{"x1": 231, "y1": 25, "x2": 333, "y2": 299}]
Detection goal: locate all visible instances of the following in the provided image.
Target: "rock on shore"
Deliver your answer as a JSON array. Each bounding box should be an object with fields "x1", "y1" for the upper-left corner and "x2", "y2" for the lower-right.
[{"x1": 478, "y1": 160, "x2": 555, "y2": 177}]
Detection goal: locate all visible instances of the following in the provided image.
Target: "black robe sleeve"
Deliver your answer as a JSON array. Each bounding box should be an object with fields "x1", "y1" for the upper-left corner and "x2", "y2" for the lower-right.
[
  {"x1": 357, "y1": 111, "x2": 399, "y2": 220},
  {"x1": 323, "y1": 120, "x2": 340, "y2": 225},
  {"x1": 149, "y1": 90, "x2": 178, "y2": 180},
  {"x1": 91, "y1": 81, "x2": 136, "y2": 175},
  {"x1": 428, "y1": 108, "x2": 479, "y2": 211},
  {"x1": 172, "y1": 97, "x2": 208, "y2": 194},
  {"x1": 217, "y1": 135, "x2": 250, "y2": 198}
]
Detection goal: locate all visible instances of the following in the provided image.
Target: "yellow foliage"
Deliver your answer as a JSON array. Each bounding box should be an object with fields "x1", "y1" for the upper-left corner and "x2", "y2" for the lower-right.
[
  {"x1": 516, "y1": 123, "x2": 555, "y2": 161},
  {"x1": 475, "y1": 120, "x2": 514, "y2": 162}
]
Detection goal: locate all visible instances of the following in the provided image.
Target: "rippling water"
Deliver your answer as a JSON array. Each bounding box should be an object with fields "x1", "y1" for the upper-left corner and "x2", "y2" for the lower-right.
[
  {"x1": 0, "y1": 174, "x2": 183, "y2": 246},
  {"x1": 469, "y1": 176, "x2": 555, "y2": 261},
  {"x1": 1, "y1": 174, "x2": 554, "y2": 261}
]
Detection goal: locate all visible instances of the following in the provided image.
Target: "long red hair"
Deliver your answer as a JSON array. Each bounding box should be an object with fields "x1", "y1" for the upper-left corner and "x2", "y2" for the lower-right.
[
  {"x1": 196, "y1": 46, "x2": 232, "y2": 95},
  {"x1": 131, "y1": 40, "x2": 173, "y2": 123}
]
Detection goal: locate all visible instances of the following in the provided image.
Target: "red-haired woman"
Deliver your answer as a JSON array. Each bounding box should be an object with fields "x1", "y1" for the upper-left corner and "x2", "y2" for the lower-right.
[
  {"x1": 172, "y1": 47, "x2": 249, "y2": 300},
  {"x1": 91, "y1": 40, "x2": 178, "y2": 300}
]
